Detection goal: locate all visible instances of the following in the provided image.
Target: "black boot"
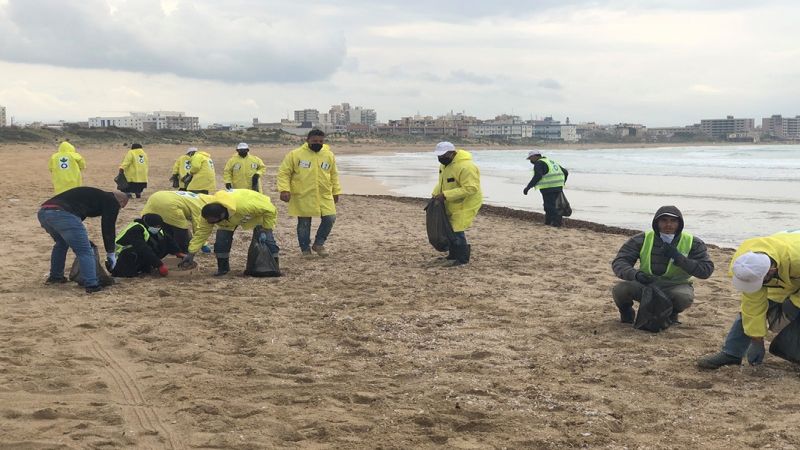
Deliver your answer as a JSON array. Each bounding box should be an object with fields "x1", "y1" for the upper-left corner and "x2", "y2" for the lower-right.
[
  {"x1": 214, "y1": 258, "x2": 230, "y2": 276},
  {"x1": 445, "y1": 248, "x2": 456, "y2": 260},
  {"x1": 450, "y1": 244, "x2": 471, "y2": 266}
]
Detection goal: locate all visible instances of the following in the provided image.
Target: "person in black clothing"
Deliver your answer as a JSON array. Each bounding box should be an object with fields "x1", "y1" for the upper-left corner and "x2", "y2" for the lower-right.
[
  {"x1": 112, "y1": 213, "x2": 182, "y2": 277},
  {"x1": 522, "y1": 151, "x2": 569, "y2": 227},
  {"x1": 37, "y1": 187, "x2": 129, "y2": 293}
]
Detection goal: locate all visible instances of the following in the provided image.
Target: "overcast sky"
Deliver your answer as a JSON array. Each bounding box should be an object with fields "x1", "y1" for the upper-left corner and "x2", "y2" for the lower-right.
[{"x1": 1, "y1": 0, "x2": 799, "y2": 126}]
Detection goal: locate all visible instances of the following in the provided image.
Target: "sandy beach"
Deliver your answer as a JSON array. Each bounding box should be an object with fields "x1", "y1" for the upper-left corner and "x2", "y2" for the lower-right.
[{"x1": 2, "y1": 143, "x2": 800, "y2": 449}]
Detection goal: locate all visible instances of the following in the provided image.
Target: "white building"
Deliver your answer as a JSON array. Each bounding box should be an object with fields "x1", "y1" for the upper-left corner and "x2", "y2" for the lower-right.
[
  {"x1": 0, "y1": 105, "x2": 6, "y2": 127},
  {"x1": 89, "y1": 111, "x2": 199, "y2": 131},
  {"x1": 762, "y1": 114, "x2": 800, "y2": 139},
  {"x1": 699, "y1": 115, "x2": 754, "y2": 138},
  {"x1": 533, "y1": 117, "x2": 579, "y2": 142},
  {"x1": 294, "y1": 109, "x2": 320, "y2": 123},
  {"x1": 468, "y1": 116, "x2": 533, "y2": 138}
]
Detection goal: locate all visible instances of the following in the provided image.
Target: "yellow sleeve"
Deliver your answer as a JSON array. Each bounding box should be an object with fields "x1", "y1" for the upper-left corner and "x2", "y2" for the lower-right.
[
  {"x1": 171, "y1": 158, "x2": 181, "y2": 176},
  {"x1": 330, "y1": 155, "x2": 342, "y2": 196},
  {"x1": 257, "y1": 157, "x2": 266, "y2": 176},
  {"x1": 276, "y1": 152, "x2": 294, "y2": 192},
  {"x1": 189, "y1": 154, "x2": 202, "y2": 174},
  {"x1": 75, "y1": 153, "x2": 86, "y2": 170},
  {"x1": 223, "y1": 157, "x2": 234, "y2": 183},
  {"x1": 432, "y1": 172, "x2": 442, "y2": 197},
  {"x1": 48, "y1": 155, "x2": 55, "y2": 173},
  {"x1": 120, "y1": 151, "x2": 132, "y2": 169},
  {"x1": 188, "y1": 220, "x2": 214, "y2": 254},
  {"x1": 443, "y1": 165, "x2": 480, "y2": 201},
  {"x1": 741, "y1": 288, "x2": 770, "y2": 338}
]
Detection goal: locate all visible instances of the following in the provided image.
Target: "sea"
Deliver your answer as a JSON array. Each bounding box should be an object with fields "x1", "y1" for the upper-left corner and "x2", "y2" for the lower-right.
[{"x1": 337, "y1": 144, "x2": 800, "y2": 248}]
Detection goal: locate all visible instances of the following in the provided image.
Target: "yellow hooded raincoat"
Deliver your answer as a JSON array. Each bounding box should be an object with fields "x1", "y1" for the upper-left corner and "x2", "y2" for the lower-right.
[
  {"x1": 142, "y1": 190, "x2": 213, "y2": 231},
  {"x1": 187, "y1": 151, "x2": 217, "y2": 192},
  {"x1": 172, "y1": 154, "x2": 192, "y2": 181},
  {"x1": 120, "y1": 148, "x2": 149, "y2": 183},
  {"x1": 187, "y1": 189, "x2": 278, "y2": 254},
  {"x1": 276, "y1": 143, "x2": 342, "y2": 217},
  {"x1": 49, "y1": 142, "x2": 86, "y2": 194},
  {"x1": 431, "y1": 149, "x2": 483, "y2": 232},
  {"x1": 731, "y1": 232, "x2": 800, "y2": 338},
  {"x1": 223, "y1": 154, "x2": 266, "y2": 191}
]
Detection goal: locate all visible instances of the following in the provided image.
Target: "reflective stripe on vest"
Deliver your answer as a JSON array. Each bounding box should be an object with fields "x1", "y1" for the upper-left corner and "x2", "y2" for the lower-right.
[
  {"x1": 639, "y1": 230, "x2": 694, "y2": 282},
  {"x1": 115, "y1": 222, "x2": 150, "y2": 255},
  {"x1": 534, "y1": 157, "x2": 566, "y2": 190}
]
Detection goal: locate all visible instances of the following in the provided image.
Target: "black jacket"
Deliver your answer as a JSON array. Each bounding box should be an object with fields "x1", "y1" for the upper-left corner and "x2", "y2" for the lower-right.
[{"x1": 43, "y1": 187, "x2": 121, "y2": 253}]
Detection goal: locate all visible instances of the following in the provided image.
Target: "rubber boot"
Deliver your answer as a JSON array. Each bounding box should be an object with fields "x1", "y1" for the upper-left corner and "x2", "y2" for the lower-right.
[
  {"x1": 214, "y1": 258, "x2": 230, "y2": 276},
  {"x1": 445, "y1": 248, "x2": 456, "y2": 260},
  {"x1": 450, "y1": 244, "x2": 470, "y2": 266}
]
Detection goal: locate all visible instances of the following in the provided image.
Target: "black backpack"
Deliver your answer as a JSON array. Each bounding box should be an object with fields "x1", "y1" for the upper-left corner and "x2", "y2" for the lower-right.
[
  {"x1": 634, "y1": 285, "x2": 673, "y2": 333},
  {"x1": 424, "y1": 198, "x2": 456, "y2": 252}
]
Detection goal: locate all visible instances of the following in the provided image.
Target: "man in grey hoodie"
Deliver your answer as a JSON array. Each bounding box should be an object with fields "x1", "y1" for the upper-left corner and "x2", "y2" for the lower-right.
[{"x1": 611, "y1": 205, "x2": 715, "y2": 325}]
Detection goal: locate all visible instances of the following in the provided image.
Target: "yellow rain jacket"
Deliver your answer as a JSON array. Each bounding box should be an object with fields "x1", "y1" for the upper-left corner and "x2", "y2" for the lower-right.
[
  {"x1": 276, "y1": 143, "x2": 342, "y2": 217},
  {"x1": 223, "y1": 153, "x2": 266, "y2": 191},
  {"x1": 120, "y1": 148, "x2": 149, "y2": 183},
  {"x1": 187, "y1": 151, "x2": 217, "y2": 192},
  {"x1": 172, "y1": 154, "x2": 192, "y2": 181},
  {"x1": 431, "y1": 149, "x2": 483, "y2": 232},
  {"x1": 731, "y1": 232, "x2": 800, "y2": 338},
  {"x1": 188, "y1": 189, "x2": 278, "y2": 254},
  {"x1": 49, "y1": 142, "x2": 85, "y2": 194},
  {"x1": 142, "y1": 190, "x2": 213, "y2": 231}
]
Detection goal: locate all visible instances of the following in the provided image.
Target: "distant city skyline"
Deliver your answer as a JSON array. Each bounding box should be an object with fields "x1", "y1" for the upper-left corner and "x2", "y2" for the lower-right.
[{"x1": 1, "y1": 0, "x2": 799, "y2": 126}]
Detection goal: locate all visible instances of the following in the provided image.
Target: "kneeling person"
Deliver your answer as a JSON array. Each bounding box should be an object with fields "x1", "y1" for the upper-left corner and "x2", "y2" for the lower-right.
[
  {"x1": 611, "y1": 206, "x2": 715, "y2": 326},
  {"x1": 112, "y1": 214, "x2": 179, "y2": 277},
  {"x1": 180, "y1": 189, "x2": 279, "y2": 275}
]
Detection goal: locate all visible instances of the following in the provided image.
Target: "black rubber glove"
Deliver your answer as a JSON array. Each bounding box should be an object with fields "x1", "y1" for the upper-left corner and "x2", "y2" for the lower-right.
[
  {"x1": 225, "y1": 183, "x2": 233, "y2": 190},
  {"x1": 523, "y1": 186, "x2": 530, "y2": 195},
  {"x1": 662, "y1": 242, "x2": 680, "y2": 259},
  {"x1": 181, "y1": 173, "x2": 193, "y2": 186},
  {"x1": 169, "y1": 174, "x2": 179, "y2": 188},
  {"x1": 635, "y1": 271, "x2": 656, "y2": 285},
  {"x1": 251, "y1": 174, "x2": 260, "y2": 191},
  {"x1": 747, "y1": 340, "x2": 765, "y2": 366}
]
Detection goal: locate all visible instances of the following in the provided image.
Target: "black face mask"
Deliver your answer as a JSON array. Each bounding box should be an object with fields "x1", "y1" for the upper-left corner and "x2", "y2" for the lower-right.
[
  {"x1": 309, "y1": 143, "x2": 323, "y2": 152},
  {"x1": 237, "y1": 150, "x2": 248, "y2": 157},
  {"x1": 438, "y1": 155, "x2": 454, "y2": 165}
]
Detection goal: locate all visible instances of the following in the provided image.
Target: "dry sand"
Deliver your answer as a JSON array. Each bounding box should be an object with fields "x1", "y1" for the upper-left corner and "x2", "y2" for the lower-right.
[{"x1": 1, "y1": 143, "x2": 799, "y2": 449}]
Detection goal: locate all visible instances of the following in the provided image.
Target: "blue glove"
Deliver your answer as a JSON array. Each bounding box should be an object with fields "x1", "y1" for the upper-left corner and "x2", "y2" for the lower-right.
[
  {"x1": 258, "y1": 231, "x2": 268, "y2": 244},
  {"x1": 106, "y1": 252, "x2": 117, "y2": 270},
  {"x1": 746, "y1": 340, "x2": 765, "y2": 366},
  {"x1": 178, "y1": 252, "x2": 196, "y2": 269}
]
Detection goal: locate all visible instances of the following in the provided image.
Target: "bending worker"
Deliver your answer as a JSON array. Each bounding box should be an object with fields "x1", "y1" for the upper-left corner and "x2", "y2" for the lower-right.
[
  {"x1": 224, "y1": 143, "x2": 266, "y2": 191},
  {"x1": 112, "y1": 213, "x2": 181, "y2": 278},
  {"x1": 431, "y1": 141, "x2": 483, "y2": 266},
  {"x1": 49, "y1": 141, "x2": 86, "y2": 194},
  {"x1": 179, "y1": 189, "x2": 279, "y2": 276},
  {"x1": 611, "y1": 206, "x2": 715, "y2": 325},
  {"x1": 697, "y1": 231, "x2": 800, "y2": 369},
  {"x1": 141, "y1": 190, "x2": 212, "y2": 253},
  {"x1": 522, "y1": 150, "x2": 569, "y2": 227}
]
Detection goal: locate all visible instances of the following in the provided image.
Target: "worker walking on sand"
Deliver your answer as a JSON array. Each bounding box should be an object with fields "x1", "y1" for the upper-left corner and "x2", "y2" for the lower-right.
[
  {"x1": 180, "y1": 189, "x2": 279, "y2": 276},
  {"x1": 170, "y1": 148, "x2": 194, "y2": 190},
  {"x1": 49, "y1": 141, "x2": 86, "y2": 195},
  {"x1": 522, "y1": 150, "x2": 569, "y2": 227},
  {"x1": 431, "y1": 141, "x2": 483, "y2": 266},
  {"x1": 277, "y1": 129, "x2": 341, "y2": 257},
  {"x1": 37, "y1": 187, "x2": 129, "y2": 293},
  {"x1": 118, "y1": 143, "x2": 149, "y2": 198},
  {"x1": 611, "y1": 205, "x2": 714, "y2": 327},
  {"x1": 141, "y1": 190, "x2": 213, "y2": 253},
  {"x1": 223, "y1": 143, "x2": 266, "y2": 192},
  {"x1": 697, "y1": 231, "x2": 800, "y2": 369}
]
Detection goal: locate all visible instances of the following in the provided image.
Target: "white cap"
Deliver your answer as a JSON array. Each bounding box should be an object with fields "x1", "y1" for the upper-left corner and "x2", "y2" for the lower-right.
[
  {"x1": 732, "y1": 251, "x2": 771, "y2": 293},
  {"x1": 186, "y1": 147, "x2": 197, "y2": 154},
  {"x1": 527, "y1": 150, "x2": 542, "y2": 159},
  {"x1": 434, "y1": 141, "x2": 456, "y2": 156},
  {"x1": 237, "y1": 142, "x2": 249, "y2": 150}
]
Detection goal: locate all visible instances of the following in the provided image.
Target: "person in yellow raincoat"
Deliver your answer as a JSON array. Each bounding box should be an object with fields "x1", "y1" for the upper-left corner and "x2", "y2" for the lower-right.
[
  {"x1": 48, "y1": 141, "x2": 85, "y2": 194},
  {"x1": 170, "y1": 148, "x2": 194, "y2": 190},
  {"x1": 142, "y1": 190, "x2": 214, "y2": 253},
  {"x1": 118, "y1": 143, "x2": 149, "y2": 198},
  {"x1": 431, "y1": 141, "x2": 482, "y2": 266},
  {"x1": 698, "y1": 230, "x2": 800, "y2": 369},
  {"x1": 179, "y1": 189, "x2": 279, "y2": 275},
  {"x1": 223, "y1": 143, "x2": 266, "y2": 192},
  {"x1": 182, "y1": 148, "x2": 216, "y2": 194},
  {"x1": 277, "y1": 129, "x2": 341, "y2": 257}
]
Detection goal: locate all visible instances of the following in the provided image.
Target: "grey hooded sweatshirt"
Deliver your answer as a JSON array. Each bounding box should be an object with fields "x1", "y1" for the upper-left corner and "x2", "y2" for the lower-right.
[{"x1": 611, "y1": 205, "x2": 715, "y2": 282}]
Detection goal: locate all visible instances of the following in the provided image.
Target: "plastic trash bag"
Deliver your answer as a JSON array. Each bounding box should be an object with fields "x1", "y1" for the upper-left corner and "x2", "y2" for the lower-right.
[
  {"x1": 244, "y1": 228, "x2": 280, "y2": 277},
  {"x1": 555, "y1": 191, "x2": 572, "y2": 217},
  {"x1": 68, "y1": 241, "x2": 115, "y2": 287},
  {"x1": 424, "y1": 198, "x2": 456, "y2": 252},
  {"x1": 634, "y1": 285, "x2": 673, "y2": 333},
  {"x1": 114, "y1": 172, "x2": 129, "y2": 191}
]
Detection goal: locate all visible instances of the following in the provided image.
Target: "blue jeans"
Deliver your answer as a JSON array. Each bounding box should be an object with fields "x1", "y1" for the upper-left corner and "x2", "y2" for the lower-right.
[
  {"x1": 297, "y1": 215, "x2": 336, "y2": 251},
  {"x1": 38, "y1": 209, "x2": 98, "y2": 287},
  {"x1": 722, "y1": 300, "x2": 800, "y2": 357}
]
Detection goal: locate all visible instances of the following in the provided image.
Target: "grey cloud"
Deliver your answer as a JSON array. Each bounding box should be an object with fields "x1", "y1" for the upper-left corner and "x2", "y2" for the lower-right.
[
  {"x1": 0, "y1": 0, "x2": 346, "y2": 83},
  {"x1": 538, "y1": 79, "x2": 563, "y2": 90}
]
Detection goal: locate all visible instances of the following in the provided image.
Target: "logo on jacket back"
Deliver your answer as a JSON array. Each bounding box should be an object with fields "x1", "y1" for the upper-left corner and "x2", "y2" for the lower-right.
[
  {"x1": 59, "y1": 157, "x2": 69, "y2": 169},
  {"x1": 138, "y1": 155, "x2": 145, "y2": 164}
]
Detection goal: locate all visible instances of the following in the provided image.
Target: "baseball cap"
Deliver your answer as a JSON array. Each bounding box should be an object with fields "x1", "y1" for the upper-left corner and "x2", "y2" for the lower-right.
[
  {"x1": 237, "y1": 142, "x2": 249, "y2": 150},
  {"x1": 527, "y1": 150, "x2": 542, "y2": 159},
  {"x1": 186, "y1": 147, "x2": 198, "y2": 154},
  {"x1": 434, "y1": 141, "x2": 456, "y2": 156},
  {"x1": 731, "y1": 251, "x2": 771, "y2": 293}
]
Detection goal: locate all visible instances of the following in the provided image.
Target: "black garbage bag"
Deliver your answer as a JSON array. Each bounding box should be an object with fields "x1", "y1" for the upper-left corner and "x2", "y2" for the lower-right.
[
  {"x1": 555, "y1": 191, "x2": 572, "y2": 217},
  {"x1": 114, "y1": 172, "x2": 129, "y2": 191},
  {"x1": 769, "y1": 312, "x2": 800, "y2": 364},
  {"x1": 244, "y1": 228, "x2": 281, "y2": 277},
  {"x1": 634, "y1": 285, "x2": 673, "y2": 333},
  {"x1": 68, "y1": 241, "x2": 115, "y2": 287},
  {"x1": 424, "y1": 198, "x2": 456, "y2": 252}
]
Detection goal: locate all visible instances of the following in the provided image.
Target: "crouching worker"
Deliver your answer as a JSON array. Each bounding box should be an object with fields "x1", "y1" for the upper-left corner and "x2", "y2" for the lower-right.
[
  {"x1": 112, "y1": 213, "x2": 182, "y2": 277},
  {"x1": 611, "y1": 206, "x2": 714, "y2": 326},
  {"x1": 431, "y1": 142, "x2": 482, "y2": 266},
  {"x1": 697, "y1": 231, "x2": 800, "y2": 369},
  {"x1": 142, "y1": 190, "x2": 213, "y2": 253},
  {"x1": 179, "y1": 189, "x2": 279, "y2": 276}
]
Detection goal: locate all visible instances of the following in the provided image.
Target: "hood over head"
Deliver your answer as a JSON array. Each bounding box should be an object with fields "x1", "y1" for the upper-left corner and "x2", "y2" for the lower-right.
[
  {"x1": 651, "y1": 205, "x2": 684, "y2": 235},
  {"x1": 58, "y1": 141, "x2": 75, "y2": 153}
]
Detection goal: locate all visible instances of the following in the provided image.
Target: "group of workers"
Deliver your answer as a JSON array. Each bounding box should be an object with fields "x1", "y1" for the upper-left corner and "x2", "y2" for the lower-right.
[{"x1": 41, "y1": 133, "x2": 800, "y2": 369}]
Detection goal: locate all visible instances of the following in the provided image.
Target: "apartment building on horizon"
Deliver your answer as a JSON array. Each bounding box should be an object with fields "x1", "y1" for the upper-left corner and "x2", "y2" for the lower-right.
[
  {"x1": 699, "y1": 115, "x2": 754, "y2": 138},
  {"x1": 88, "y1": 111, "x2": 200, "y2": 131},
  {"x1": 762, "y1": 114, "x2": 800, "y2": 139},
  {"x1": 0, "y1": 105, "x2": 6, "y2": 127}
]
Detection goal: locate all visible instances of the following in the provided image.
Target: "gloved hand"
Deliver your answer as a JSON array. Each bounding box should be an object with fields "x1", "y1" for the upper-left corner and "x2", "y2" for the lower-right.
[
  {"x1": 251, "y1": 174, "x2": 260, "y2": 191},
  {"x1": 169, "y1": 174, "x2": 179, "y2": 188},
  {"x1": 662, "y1": 242, "x2": 680, "y2": 259},
  {"x1": 225, "y1": 183, "x2": 232, "y2": 190},
  {"x1": 523, "y1": 187, "x2": 530, "y2": 195},
  {"x1": 635, "y1": 271, "x2": 656, "y2": 285},
  {"x1": 178, "y1": 252, "x2": 196, "y2": 269},
  {"x1": 258, "y1": 232, "x2": 268, "y2": 245},
  {"x1": 157, "y1": 264, "x2": 169, "y2": 277},
  {"x1": 174, "y1": 252, "x2": 187, "y2": 259},
  {"x1": 747, "y1": 339, "x2": 765, "y2": 366},
  {"x1": 181, "y1": 173, "x2": 193, "y2": 186},
  {"x1": 106, "y1": 252, "x2": 117, "y2": 270}
]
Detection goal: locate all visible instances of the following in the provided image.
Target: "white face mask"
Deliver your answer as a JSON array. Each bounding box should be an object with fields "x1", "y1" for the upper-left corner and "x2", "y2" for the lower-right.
[
  {"x1": 148, "y1": 226, "x2": 161, "y2": 235},
  {"x1": 660, "y1": 233, "x2": 675, "y2": 244}
]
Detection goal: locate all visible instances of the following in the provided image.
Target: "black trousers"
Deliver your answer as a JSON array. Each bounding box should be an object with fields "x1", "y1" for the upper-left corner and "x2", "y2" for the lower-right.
[
  {"x1": 111, "y1": 251, "x2": 152, "y2": 277},
  {"x1": 540, "y1": 188, "x2": 562, "y2": 226}
]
